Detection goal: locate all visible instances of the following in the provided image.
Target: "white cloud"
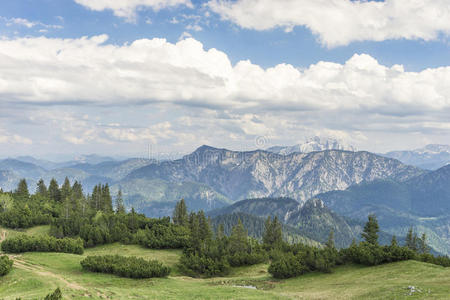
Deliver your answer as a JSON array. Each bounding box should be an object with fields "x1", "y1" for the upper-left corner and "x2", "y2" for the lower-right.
[
  {"x1": 74, "y1": 0, "x2": 193, "y2": 21},
  {"x1": 207, "y1": 0, "x2": 450, "y2": 47},
  {"x1": 2, "y1": 17, "x2": 63, "y2": 30},
  {"x1": 0, "y1": 35, "x2": 449, "y2": 152},
  {"x1": 7, "y1": 18, "x2": 36, "y2": 28},
  {"x1": 0, "y1": 128, "x2": 32, "y2": 145},
  {"x1": 186, "y1": 24, "x2": 202, "y2": 32},
  {"x1": 0, "y1": 35, "x2": 449, "y2": 114}
]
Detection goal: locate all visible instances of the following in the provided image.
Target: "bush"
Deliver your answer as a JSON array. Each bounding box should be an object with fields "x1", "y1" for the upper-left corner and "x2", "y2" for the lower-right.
[
  {"x1": 227, "y1": 251, "x2": 268, "y2": 267},
  {"x1": 80, "y1": 255, "x2": 170, "y2": 278},
  {"x1": 44, "y1": 287, "x2": 62, "y2": 300},
  {"x1": 1, "y1": 234, "x2": 83, "y2": 254},
  {"x1": 0, "y1": 255, "x2": 13, "y2": 276},
  {"x1": 268, "y1": 252, "x2": 307, "y2": 279},
  {"x1": 179, "y1": 250, "x2": 230, "y2": 278}
]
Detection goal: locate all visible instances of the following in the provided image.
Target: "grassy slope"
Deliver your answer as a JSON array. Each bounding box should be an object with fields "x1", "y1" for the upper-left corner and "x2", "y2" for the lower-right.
[{"x1": 1, "y1": 229, "x2": 450, "y2": 299}]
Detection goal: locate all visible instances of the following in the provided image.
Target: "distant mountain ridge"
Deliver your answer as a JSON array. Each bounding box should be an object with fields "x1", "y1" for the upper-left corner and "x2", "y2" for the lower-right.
[
  {"x1": 267, "y1": 136, "x2": 357, "y2": 155},
  {"x1": 210, "y1": 197, "x2": 398, "y2": 248},
  {"x1": 124, "y1": 145, "x2": 424, "y2": 205},
  {"x1": 383, "y1": 144, "x2": 450, "y2": 170},
  {"x1": 315, "y1": 164, "x2": 450, "y2": 254},
  {"x1": 0, "y1": 146, "x2": 424, "y2": 219}
]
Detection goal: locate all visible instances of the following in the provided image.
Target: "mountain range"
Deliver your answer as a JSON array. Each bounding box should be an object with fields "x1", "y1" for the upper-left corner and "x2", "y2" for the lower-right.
[
  {"x1": 1, "y1": 144, "x2": 449, "y2": 253},
  {"x1": 314, "y1": 164, "x2": 450, "y2": 255},
  {"x1": 383, "y1": 144, "x2": 450, "y2": 170}
]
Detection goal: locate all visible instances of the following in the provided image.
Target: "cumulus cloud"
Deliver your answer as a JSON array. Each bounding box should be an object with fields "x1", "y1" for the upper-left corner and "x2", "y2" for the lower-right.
[
  {"x1": 0, "y1": 35, "x2": 449, "y2": 152},
  {"x1": 207, "y1": 0, "x2": 450, "y2": 47},
  {"x1": 0, "y1": 128, "x2": 32, "y2": 145},
  {"x1": 0, "y1": 35, "x2": 449, "y2": 115},
  {"x1": 74, "y1": 0, "x2": 193, "y2": 21}
]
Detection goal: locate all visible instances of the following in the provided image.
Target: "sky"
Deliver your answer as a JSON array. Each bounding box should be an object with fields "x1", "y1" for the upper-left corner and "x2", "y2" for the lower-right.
[{"x1": 0, "y1": 0, "x2": 449, "y2": 159}]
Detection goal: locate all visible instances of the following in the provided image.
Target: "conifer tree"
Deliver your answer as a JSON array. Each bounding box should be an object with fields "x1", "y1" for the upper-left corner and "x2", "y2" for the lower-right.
[
  {"x1": 361, "y1": 214, "x2": 379, "y2": 246},
  {"x1": 228, "y1": 219, "x2": 248, "y2": 255},
  {"x1": 263, "y1": 216, "x2": 283, "y2": 249},
  {"x1": 15, "y1": 179, "x2": 29, "y2": 199},
  {"x1": 419, "y1": 233, "x2": 429, "y2": 254},
  {"x1": 48, "y1": 178, "x2": 61, "y2": 202},
  {"x1": 390, "y1": 235, "x2": 398, "y2": 247},
  {"x1": 405, "y1": 227, "x2": 418, "y2": 251},
  {"x1": 115, "y1": 190, "x2": 126, "y2": 214},
  {"x1": 173, "y1": 199, "x2": 188, "y2": 226},
  {"x1": 36, "y1": 179, "x2": 48, "y2": 197},
  {"x1": 60, "y1": 177, "x2": 72, "y2": 202},
  {"x1": 102, "y1": 184, "x2": 113, "y2": 212},
  {"x1": 326, "y1": 231, "x2": 335, "y2": 249}
]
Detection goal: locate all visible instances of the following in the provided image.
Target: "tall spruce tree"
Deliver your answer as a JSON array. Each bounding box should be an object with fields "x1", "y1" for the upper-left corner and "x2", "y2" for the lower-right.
[
  {"x1": 115, "y1": 190, "x2": 126, "y2": 214},
  {"x1": 48, "y1": 178, "x2": 61, "y2": 202},
  {"x1": 15, "y1": 179, "x2": 29, "y2": 199},
  {"x1": 102, "y1": 184, "x2": 113, "y2": 212},
  {"x1": 263, "y1": 216, "x2": 283, "y2": 249},
  {"x1": 419, "y1": 233, "x2": 429, "y2": 254},
  {"x1": 361, "y1": 214, "x2": 379, "y2": 246},
  {"x1": 36, "y1": 179, "x2": 48, "y2": 197},
  {"x1": 326, "y1": 231, "x2": 335, "y2": 249},
  {"x1": 60, "y1": 177, "x2": 72, "y2": 202},
  {"x1": 173, "y1": 199, "x2": 188, "y2": 226},
  {"x1": 405, "y1": 227, "x2": 418, "y2": 251},
  {"x1": 228, "y1": 219, "x2": 248, "y2": 255}
]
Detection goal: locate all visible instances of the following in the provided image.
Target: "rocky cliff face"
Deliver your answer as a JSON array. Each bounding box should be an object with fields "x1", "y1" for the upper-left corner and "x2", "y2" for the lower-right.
[{"x1": 125, "y1": 146, "x2": 424, "y2": 203}]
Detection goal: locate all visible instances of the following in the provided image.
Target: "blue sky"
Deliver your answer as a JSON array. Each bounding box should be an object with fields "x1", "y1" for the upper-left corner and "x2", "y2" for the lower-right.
[{"x1": 0, "y1": 0, "x2": 449, "y2": 158}]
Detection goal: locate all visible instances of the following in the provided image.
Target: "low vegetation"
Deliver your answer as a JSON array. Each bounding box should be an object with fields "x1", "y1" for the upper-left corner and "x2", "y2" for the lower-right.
[
  {"x1": 1, "y1": 234, "x2": 84, "y2": 254},
  {"x1": 0, "y1": 255, "x2": 13, "y2": 276},
  {"x1": 80, "y1": 255, "x2": 170, "y2": 278}
]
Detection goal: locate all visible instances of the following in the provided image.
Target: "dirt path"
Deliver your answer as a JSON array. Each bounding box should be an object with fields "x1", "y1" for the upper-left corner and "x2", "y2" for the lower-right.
[{"x1": 11, "y1": 257, "x2": 87, "y2": 291}]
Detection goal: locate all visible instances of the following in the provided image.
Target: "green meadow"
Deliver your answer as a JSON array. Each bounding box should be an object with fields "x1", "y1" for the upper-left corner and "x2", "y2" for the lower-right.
[{"x1": 1, "y1": 234, "x2": 450, "y2": 299}]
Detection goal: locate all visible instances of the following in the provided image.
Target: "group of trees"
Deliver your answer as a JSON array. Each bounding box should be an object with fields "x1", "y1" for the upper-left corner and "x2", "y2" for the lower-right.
[
  {"x1": 1, "y1": 234, "x2": 84, "y2": 254},
  {"x1": 179, "y1": 203, "x2": 269, "y2": 277},
  {"x1": 268, "y1": 214, "x2": 450, "y2": 279},
  {"x1": 0, "y1": 255, "x2": 13, "y2": 276},
  {"x1": 80, "y1": 255, "x2": 170, "y2": 278}
]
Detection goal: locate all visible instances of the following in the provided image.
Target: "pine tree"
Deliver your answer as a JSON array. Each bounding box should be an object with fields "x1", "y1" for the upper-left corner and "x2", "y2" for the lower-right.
[
  {"x1": 115, "y1": 190, "x2": 126, "y2": 214},
  {"x1": 173, "y1": 199, "x2": 188, "y2": 226},
  {"x1": 228, "y1": 219, "x2": 248, "y2": 255},
  {"x1": 361, "y1": 214, "x2": 379, "y2": 246},
  {"x1": 71, "y1": 181, "x2": 83, "y2": 200},
  {"x1": 15, "y1": 179, "x2": 29, "y2": 199},
  {"x1": 405, "y1": 227, "x2": 417, "y2": 251},
  {"x1": 390, "y1": 235, "x2": 398, "y2": 247},
  {"x1": 326, "y1": 231, "x2": 335, "y2": 249},
  {"x1": 60, "y1": 177, "x2": 72, "y2": 202},
  {"x1": 36, "y1": 179, "x2": 48, "y2": 197},
  {"x1": 102, "y1": 184, "x2": 113, "y2": 212},
  {"x1": 419, "y1": 233, "x2": 429, "y2": 254},
  {"x1": 263, "y1": 216, "x2": 283, "y2": 249},
  {"x1": 48, "y1": 178, "x2": 61, "y2": 202}
]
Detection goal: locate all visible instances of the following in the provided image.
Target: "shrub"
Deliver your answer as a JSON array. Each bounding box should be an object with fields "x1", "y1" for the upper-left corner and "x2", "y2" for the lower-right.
[
  {"x1": 80, "y1": 255, "x2": 170, "y2": 278},
  {"x1": 268, "y1": 252, "x2": 307, "y2": 279},
  {"x1": 0, "y1": 255, "x2": 13, "y2": 276},
  {"x1": 44, "y1": 288, "x2": 62, "y2": 300},
  {"x1": 179, "y1": 250, "x2": 230, "y2": 278},
  {"x1": 1, "y1": 234, "x2": 83, "y2": 254}
]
